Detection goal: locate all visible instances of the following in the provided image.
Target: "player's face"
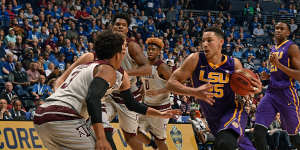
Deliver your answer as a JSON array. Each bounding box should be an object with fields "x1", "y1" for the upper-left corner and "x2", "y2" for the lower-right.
[
  {"x1": 112, "y1": 18, "x2": 128, "y2": 36},
  {"x1": 202, "y1": 32, "x2": 223, "y2": 59},
  {"x1": 274, "y1": 22, "x2": 290, "y2": 40},
  {"x1": 147, "y1": 44, "x2": 160, "y2": 61}
]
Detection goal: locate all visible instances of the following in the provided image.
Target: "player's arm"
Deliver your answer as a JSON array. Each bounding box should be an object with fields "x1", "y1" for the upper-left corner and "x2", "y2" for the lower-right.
[
  {"x1": 274, "y1": 44, "x2": 300, "y2": 81},
  {"x1": 119, "y1": 72, "x2": 181, "y2": 118},
  {"x1": 55, "y1": 52, "x2": 94, "y2": 89},
  {"x1": 166, "y1": 53, "x2": 214, "y2": 105},
  {"x1": 87, "y1": 65, "x2": 115, "y2": 150},
  {"x1": 234, "y1": 58, "x2": 262, "y2": 94},
  {"x1": 126, "y1": 41, "x2": 152, "y2": 76}
]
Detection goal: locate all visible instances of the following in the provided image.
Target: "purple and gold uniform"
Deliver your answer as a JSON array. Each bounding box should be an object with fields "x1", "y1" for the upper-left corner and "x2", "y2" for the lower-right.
[
  {"x1": 192, "y1": 52, "x2": 247, "y2": 136},
  {"x1": 255, "y1": 40, "x2": 300, "y2": 134}
]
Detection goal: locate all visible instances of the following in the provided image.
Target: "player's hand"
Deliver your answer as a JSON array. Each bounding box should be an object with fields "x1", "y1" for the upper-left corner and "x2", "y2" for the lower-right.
[
  {"x1": 159, "y1": 109, "x2": 182, "y2": 118},
  {"x1": 269, "y1": 53, "x2": 279, "y2": 67},
  {"x1": 249, "y1": 73, "x2": 262, "y2": 94},
  {"x1": 192, "y1": 83, "x2": 215, "y2": 106},
  {"x1": 95, "y1": 139, "x2": 112, "y2": 150},
  {"x1": 146, "y1": 89, "x2": 160, "y2": 97}
]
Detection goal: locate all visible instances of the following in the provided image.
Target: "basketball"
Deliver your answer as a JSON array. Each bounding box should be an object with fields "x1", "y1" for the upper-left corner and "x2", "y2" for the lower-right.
[{"x1": 230, "y1": 69, "x2": 258, "y2": 96}]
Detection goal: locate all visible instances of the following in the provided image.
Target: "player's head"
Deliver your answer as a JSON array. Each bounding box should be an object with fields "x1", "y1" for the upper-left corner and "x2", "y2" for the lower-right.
[
  {"x1": 202, "y1": 27, "x2": 224, "y2": 59},
  {"x1": 94, "y1": 30, "x2": 126, "y2": 68},
  {"x1": 146, "y1": 37, "x2": 164, "y2": 61},
  {"x1": 275, "y1": 22, "x2": 290, "y2": 41},
  {"x1": 112, "y1": 13, "x2": 131, "y2": 36}
]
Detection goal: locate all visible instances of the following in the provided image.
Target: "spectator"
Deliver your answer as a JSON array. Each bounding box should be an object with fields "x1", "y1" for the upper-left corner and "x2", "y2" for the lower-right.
[
  {"x1": 26, "y1": 62, "x2": 40, "y2": 84},
  {"x1": 0, "y1": 81, "x2": 18, "y2": 104},
  {"x1": 290, "y1": 18, "x2": 298, "y2": 33},
  {"x1": 244, "y1": 56, "x2": 256, "y2": 70},
  {"x1": 243, "y1": 45, "x2": 256, "y2": 59},
  {"x1": 8, "y1": 62, "x2": 31, "y2": 97},
  {"x1": 0, "y1": 99, "x2": 12, "y2": 120},
  {"x1": 166, "y1": 6, "x2": 177, "y2": 23},
  {"x1": 268, "y1": 113, "x2": 293, "y2": 150},
  {"x1": 3, "y1": 53, "x2": 16, "y2": 75},
  {"x1": 28, "y1": 99, "x2": 44, "y2": 120},
  {"x1": 31, "y1": 75, "x2": 53, "y2": 100},
  {"x1": 253, "y1": 24, "x2": 265, "y2": 37},
  {"x1": 9, "y1": 99, "x2": 27, "y2": 120},
  {"x1": 256, "y1": 45, "x2": 269, "y2": 61},
  {"x1": 254, "y1": 3, "x2": 262, "y2": 19},
  {"x1": 4, "y1": 28, "x2": 17, "y2": 45},
  {"x1": 190, "y1": 110, "x2": 214, "y2": 149},
  {"x1": 223, "y1": 44, "x2": 232, "y2": 56},
  {"x1": 232, "y1": 45, "x2": 243, "y2": 60},
  {"x1": 278, "y1": 3, "x2": 288, "y2": 14}
]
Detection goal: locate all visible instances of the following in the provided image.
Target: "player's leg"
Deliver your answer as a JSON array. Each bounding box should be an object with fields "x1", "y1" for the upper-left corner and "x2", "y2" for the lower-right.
[
  {"x1": 136, "y1": 131, "x2": 158, "y2": 149},
  {"x1": 254, "y1": 92, "x2": 277, "y2": 150},
  {"x1": 148, "y1": 116, "x2": 169, "y2": 150},
  {"x1": 279, "y1": 87, "x2": 300, "y2": 149},
  {"x1": 216, "y1": 101, "x2": 254, "y2": 150},
  {"x1": 116, "y1": 103, "x2": 143, "y2": 150},
  {"x1": 102, "y1": 101, "x2": 118, "y2": 150},
  {"x1": 137, "y1": 115, "x2": 158, "y2": 149},
  {"x1": 214, "y1": 129, "x2": 238, "y2": 150}
]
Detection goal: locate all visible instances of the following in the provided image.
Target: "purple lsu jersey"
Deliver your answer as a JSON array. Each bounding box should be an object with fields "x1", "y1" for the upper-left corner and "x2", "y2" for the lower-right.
[
  {"x1": 192, "y1": 52, "x2": 236, "y2": 122},
  {"x1": 269, "y1": 40, "x2": 295, "y2": 89}
]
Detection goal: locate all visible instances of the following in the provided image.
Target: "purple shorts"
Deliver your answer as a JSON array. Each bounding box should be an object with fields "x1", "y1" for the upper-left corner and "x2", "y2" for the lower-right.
[
  {"x1": 255, "y1": 87, "x2": 300, "y2": 134},
  {"x1": 207, "y1": 101, "x2": 248, "y2": 136}
]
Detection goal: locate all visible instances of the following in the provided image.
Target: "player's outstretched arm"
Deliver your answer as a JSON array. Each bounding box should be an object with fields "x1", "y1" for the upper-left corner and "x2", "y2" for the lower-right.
[
  {"x1": 273, "y1": 44, "x2": 300, "y2": 81},
  {"x1": 126, "y1": 41, "x2": 152, "y2": 76},
  {"x1": 166, "y1": 53, "x2": 214, "y2": 105},
  {"x1": 119, "y1": 72, "x2": 181, "y2": 118},
  {"x1": 55, "y1": 52, "x2": 94, "y2": 89},
  {"x1": 87, "y1": 65, "x2": 116, "y2": 150}
]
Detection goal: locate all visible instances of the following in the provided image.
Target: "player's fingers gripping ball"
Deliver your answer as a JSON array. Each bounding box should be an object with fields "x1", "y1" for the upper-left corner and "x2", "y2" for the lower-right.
[{"x1": 230, "y1": 69, "x2": 259, "y2": 96}]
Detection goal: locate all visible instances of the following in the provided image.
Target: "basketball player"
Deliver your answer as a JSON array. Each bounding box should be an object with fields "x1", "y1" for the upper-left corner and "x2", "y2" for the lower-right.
[
  {"x1": 166, "y1": 27, "x2": 262, "y2": 150},
  {"x1": 136, "y1": 38, "x2": 172, "y2": 150},
  {"x1": 108, "y1": 13, "x2": 154, "y2": 150},
  {"x1": 254, "y1": 22, "x2": 300, "y2": 150},
  {"x1": 33, "y1": 31, "x2": 180, "y2": 150}
]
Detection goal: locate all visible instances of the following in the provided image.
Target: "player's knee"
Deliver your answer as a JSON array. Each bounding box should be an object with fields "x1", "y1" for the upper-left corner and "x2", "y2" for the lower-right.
[
  {"x1": 253, "y1": 124, "x2": 268, "y2": 150},
  {"x1": 290, "y1": 134, "x2": 300, "y2": 148},
  {"x1": 154, "y1": 138, "x2": 166, "y2": 145},
  {"x1": 253, "y1": 124, "x2": 268, "y2": 140},
  {"x1": 214, "y1": 130, "x2": 238, "y2": 150}
]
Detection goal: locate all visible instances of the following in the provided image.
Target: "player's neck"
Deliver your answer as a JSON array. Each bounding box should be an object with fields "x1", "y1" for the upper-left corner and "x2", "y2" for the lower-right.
[
  {"x1": 276, "y1": 38, "x2": 288, "y2": 46},
  {"x1": 149, "y1": 57, "x2": 159, "y2": 65},
  {"x1": 206, "y1": 53, "x2": 223, "y2": 65}
]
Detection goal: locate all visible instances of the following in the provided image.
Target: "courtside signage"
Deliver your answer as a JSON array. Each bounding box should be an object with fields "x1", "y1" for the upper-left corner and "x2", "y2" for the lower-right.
[{"x1": 0, "y1": 121, "x2": 47, "y2": 150}]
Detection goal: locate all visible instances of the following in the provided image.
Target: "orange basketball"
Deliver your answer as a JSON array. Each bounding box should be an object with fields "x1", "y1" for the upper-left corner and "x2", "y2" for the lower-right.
[{"x1": 230, "y1": 69, "x2": 258, "y2": 96}]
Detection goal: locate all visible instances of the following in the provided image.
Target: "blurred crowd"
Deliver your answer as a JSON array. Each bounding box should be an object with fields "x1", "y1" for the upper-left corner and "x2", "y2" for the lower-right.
[{"x1": 0, "y1": 0, "x2": 300, "y2": 149}]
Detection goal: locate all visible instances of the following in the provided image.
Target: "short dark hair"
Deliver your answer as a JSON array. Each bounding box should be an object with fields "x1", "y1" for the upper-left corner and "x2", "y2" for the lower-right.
[
  {"x1": 94, "y1": 30, "x2": 125, "y2": 60},
  {"x1": 112, "y1": 13, "x2": 131, "y2": 26},
  {"x1": 203, "y1": 27, "x2": 224, "y2": 39}
]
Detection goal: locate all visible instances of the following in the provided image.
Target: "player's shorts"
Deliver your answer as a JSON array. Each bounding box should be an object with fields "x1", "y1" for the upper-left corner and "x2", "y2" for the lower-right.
[
  {"x1": 101, "y1": 101, "x2": 118, "y2": 131},
  {"x1": 33, "y1": 101, "x2": 96, "y2": 150},
  {"x1": 107, "y1": 85, "x2": 144, "y2": 134},
  {"x1": 138, "y1": 103, "x2": 171, "y2": 140},
  {"x1": 207, "y1": 100, "x2": 248, "y2": 136},
  {"x1": 108, "y1": 98, "x2": 139, "y2": 134},
  {"x1": 255, "y1": 87, "x2": 300, "y2": 134}
]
